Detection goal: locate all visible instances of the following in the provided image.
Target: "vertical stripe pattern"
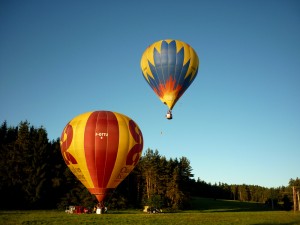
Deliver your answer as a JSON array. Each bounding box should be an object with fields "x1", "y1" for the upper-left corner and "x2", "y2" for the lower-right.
[{"x1": 60, "y1": 111, "x2": 143, "y2": 202}]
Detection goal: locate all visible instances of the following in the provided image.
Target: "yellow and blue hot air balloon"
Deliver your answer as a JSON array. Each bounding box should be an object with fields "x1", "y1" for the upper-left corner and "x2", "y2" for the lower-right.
[{"x1": 141, "y1": 39, "x2": 199, "y2": 119}]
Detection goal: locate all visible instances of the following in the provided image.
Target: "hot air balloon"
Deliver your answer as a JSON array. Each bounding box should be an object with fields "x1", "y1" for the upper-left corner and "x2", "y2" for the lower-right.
[
  {"x1": 60, "y1": 111, "x2": 143, "y2": 204},
  {"x1": 141, "y1": 39, "x2": 199, "y2": 119}
]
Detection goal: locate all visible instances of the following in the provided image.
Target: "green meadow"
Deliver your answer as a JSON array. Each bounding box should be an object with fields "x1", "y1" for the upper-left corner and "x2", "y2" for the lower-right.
[{"x1": 1, "y1": 198, "x2": 300, "y2": 225}]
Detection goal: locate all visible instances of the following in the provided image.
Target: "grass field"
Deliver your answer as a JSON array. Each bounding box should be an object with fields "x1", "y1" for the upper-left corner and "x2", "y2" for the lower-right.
[{"x1": 1, "y1": 198, "x2": 300, "y2": 225}]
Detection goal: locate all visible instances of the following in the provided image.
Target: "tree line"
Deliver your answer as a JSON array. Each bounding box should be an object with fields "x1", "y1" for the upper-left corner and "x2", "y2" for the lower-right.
[{"x1": 0, "y1": 121, "x2": 299, "y2": 210}]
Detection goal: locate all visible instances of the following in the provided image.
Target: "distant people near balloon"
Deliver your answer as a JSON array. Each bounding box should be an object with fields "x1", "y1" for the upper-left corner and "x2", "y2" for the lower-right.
[
  {"x1": 60, "y1": 111, "x2": 143, "y2": 206},
  {"x1": 141, "y1": 39, "x2": 199, "y2": 119}
]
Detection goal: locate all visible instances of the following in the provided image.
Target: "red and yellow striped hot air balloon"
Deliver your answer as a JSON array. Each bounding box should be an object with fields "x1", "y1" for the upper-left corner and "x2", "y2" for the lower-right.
[
  {"x1": 141, "y1": 39, "x2": 199, "y2": 119},
  {"x1": 60, "y1": 111, "x2": 143, "y2": 203}
]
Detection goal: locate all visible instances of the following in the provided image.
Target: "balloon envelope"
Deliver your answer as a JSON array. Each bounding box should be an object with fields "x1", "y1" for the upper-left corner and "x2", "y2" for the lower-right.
[
  {"x1": 141, "y1": 39, "x2": 199, "y2": 110},
  {"x1": 60, "y1": 111, "x2": 143, "y2": 202}
]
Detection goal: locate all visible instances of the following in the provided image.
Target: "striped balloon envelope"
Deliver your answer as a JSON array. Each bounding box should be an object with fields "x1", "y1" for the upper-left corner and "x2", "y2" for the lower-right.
[
  {"x1": 141, "y1": 39, "x2": 199, "y2": 118},
  {"x1": 60, "y1": 111, "x2": 143, "y2": 202}
]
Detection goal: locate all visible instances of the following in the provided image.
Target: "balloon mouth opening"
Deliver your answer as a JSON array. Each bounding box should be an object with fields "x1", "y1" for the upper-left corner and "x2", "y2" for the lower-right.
[
  {"x1": 89, "y1": 188, "x2": 114, "y2": 203},
  {"x1": 95, "y1": 195, "x2": 105, "y2": 203}
]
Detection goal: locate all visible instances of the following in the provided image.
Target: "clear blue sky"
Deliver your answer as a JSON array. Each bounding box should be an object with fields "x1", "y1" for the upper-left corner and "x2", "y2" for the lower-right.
[{"x1": 1, "y1": 0, "x2": 299, "y2": 188}]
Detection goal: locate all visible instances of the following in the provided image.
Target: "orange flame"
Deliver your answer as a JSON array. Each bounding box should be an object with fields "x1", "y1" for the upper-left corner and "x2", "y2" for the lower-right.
[{"x1": 155, "y1": 76, "x2": 182, "y2": 99}]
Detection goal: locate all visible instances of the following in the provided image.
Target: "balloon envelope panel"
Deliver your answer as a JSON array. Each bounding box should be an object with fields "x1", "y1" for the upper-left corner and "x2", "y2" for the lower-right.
[
  {"x1": 60, "y1": 111, "x2": 143, "y2": 202},
  {"x1": 141, "y1": 39, "x2": 199, "y2": 110}
]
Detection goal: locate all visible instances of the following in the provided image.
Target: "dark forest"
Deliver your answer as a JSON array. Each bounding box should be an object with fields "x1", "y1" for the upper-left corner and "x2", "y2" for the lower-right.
[{"x1": 0, "y1": 121, "x2": 298, "y2": 210}]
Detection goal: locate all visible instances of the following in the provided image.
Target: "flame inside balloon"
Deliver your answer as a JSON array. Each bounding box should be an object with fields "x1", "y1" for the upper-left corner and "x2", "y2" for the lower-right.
[{"x1": 141, "y1": 39, "x2": 199, "y2": 110}]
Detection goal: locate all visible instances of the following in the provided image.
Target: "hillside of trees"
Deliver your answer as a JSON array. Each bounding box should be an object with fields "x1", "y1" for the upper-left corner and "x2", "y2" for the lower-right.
[{"x1": 0, "y1": 121, "x2": 299, "y2": 210}]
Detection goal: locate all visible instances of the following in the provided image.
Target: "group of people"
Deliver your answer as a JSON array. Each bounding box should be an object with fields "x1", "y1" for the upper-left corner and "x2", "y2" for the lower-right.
[
  {"x1": 65, "y1": 203, "x2": 108, "y2": 214},
  {"x1": 93, "y1": 202, "x2": 108, "y2": 214}
]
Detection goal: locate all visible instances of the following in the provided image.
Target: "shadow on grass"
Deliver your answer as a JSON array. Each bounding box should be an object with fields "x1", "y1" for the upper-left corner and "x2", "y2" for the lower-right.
[
  {"x1": 190, "y1": 197, "x2": 273, "y2": 212},
  {"x1": 251, "y1": 222, "x2": 299, "y2": 225},
  {"x1": 0, "y1": 211, "x2": 29, "y2": 215},
  {"x1": 107, "y1": 210, "x2": 142, "y2": 214}
]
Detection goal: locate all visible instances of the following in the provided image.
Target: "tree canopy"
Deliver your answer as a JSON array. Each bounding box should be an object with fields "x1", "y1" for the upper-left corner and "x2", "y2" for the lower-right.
[{"x1": 0, "y1": 121, "x2": 298, "y2": 210}]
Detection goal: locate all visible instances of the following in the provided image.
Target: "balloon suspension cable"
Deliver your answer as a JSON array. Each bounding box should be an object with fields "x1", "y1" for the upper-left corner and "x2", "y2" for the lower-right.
[{"x1": 166, "y1": 110, "x2": 173, "y2": 120}]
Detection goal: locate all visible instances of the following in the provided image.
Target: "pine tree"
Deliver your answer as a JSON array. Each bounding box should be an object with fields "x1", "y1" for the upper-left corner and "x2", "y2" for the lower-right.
[{"x1": 166, "y1": 166, "x2": 184, "y2": 209}]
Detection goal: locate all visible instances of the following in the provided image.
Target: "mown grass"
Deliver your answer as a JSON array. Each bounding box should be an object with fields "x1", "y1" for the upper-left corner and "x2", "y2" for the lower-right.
[{"x1": 1, "y1": 198, "x2": 300, "y2": 225}]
